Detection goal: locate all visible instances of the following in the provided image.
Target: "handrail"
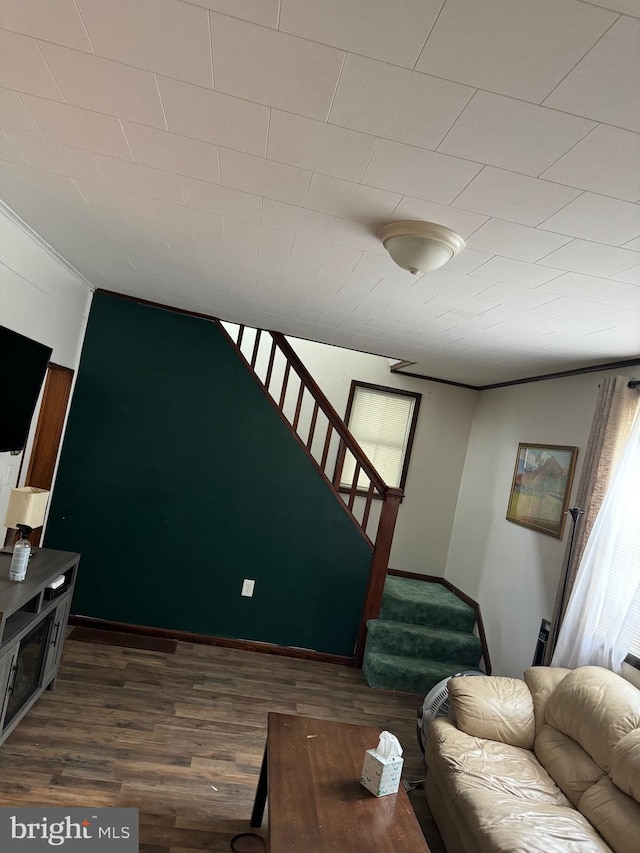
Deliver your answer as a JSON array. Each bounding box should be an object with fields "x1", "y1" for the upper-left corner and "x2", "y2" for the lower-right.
[{"x1": 270, "y1": 332, "x2": 389, "y2": 496}]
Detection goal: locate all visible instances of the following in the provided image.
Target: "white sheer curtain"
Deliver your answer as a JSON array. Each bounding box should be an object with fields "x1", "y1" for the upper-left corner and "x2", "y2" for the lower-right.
[{"x1": 552, "y1": 398, "x2": 640, "y2": 672}]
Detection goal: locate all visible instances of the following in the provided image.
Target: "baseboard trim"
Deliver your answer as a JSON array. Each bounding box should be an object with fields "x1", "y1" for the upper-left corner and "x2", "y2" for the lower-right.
[{"x1": 68, "y1": 615, "x2": 356, "y2": 667}]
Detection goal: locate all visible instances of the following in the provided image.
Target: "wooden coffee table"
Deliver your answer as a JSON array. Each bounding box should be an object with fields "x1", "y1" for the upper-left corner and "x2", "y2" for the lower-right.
[{"x1": 251, "y1": 712, "x2": 430, "y2": 851}]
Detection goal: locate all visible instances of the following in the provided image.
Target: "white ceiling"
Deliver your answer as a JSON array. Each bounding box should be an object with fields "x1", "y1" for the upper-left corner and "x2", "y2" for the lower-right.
[{"x1": 0, "y1": 0, "x2": 639, "y2": 387}]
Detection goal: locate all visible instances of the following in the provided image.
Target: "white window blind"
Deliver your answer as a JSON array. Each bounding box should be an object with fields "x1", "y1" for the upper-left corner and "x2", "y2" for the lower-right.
[{"x1": 342, "y1": 387, "x2": 416, "y2": 489}]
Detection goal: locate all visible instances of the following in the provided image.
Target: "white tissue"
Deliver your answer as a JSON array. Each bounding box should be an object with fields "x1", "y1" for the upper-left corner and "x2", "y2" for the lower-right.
[{"x1": 374, "y1": 731, "x2": 403, "y2": 760}]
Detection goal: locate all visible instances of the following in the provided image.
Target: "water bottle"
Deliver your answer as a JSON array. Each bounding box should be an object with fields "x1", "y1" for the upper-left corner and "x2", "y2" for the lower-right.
[{"x1": 8, "y1": 538, "x2": 31, "y2": 582}]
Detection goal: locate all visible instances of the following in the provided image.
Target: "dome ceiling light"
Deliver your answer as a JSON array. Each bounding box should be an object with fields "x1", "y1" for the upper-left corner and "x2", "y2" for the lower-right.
[{"x1": 378, "y1": 220, "x2": 465, "y2": 275}]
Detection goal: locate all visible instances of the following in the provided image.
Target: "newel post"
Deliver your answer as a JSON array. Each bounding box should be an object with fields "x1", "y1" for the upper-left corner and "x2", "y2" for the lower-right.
[{"x1": 355, "y1": 487, "x2": 403, "y2": 666}]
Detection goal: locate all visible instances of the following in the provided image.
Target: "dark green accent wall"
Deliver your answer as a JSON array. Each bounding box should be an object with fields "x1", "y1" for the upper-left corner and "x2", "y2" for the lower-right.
[{"x1": 45, "y1": 293, "x2": 372, "y2": 656}]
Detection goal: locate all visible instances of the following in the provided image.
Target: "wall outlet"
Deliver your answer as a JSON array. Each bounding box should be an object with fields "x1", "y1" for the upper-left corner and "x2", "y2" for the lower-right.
[
  {"x1": 4, "y1": 466, "x2": 13, "y2": 486},
  {"x1": 241, "y1": 579, "x2": 255, "y2": 597}
]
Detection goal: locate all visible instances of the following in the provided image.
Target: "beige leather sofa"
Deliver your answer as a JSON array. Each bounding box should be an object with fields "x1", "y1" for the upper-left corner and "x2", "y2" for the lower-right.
[{"x1": 425, "y1": 665, "x2": 640, "y2": 853}]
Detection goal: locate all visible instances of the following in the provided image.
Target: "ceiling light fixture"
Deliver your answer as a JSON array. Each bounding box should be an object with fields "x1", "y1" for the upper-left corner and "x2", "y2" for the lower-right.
[{"x1": 378, "y1": 220, "x2": 465, "y2": 275}]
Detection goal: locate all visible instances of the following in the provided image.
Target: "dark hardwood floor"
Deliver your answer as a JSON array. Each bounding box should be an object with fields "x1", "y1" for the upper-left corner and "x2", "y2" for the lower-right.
[{"x1": 0, "y1": 634, "x2": 445, "y2": 852}]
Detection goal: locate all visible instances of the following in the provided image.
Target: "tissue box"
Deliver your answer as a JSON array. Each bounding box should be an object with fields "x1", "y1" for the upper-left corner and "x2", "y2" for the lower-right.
[{"x1": 360, "y1": 748, "x2": 404, "y2": 797}]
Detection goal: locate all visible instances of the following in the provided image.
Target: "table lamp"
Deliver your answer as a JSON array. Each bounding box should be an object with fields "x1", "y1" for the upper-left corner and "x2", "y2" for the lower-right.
[{"x1": 3, "y1": 487, "x2": 50, "y2": 556}]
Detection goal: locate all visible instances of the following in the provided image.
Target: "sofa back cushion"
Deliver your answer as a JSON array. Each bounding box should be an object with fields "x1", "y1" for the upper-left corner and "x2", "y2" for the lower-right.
[
  {"x1": 448, "y1": 675, "x2": 535, "y2": 750},
  {"x1": 543, "y1": 666, "x2": 640, "y2": 774}
]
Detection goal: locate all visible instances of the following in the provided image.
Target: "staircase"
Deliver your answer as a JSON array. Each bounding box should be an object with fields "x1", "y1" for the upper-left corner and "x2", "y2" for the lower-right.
[{"x1": 363, "y1": 576, "x2": 484, "y2": 694}]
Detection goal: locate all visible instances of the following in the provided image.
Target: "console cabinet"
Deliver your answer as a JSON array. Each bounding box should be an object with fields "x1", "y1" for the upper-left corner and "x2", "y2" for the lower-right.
[{"x1": 0, "y1": 549, "x2": 79, "y2": 745}]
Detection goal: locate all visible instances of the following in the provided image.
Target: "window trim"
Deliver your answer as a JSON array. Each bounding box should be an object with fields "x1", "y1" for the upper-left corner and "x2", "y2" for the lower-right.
[
  {"x1": 626, "y1": 651, "x2": 640, "y2": 670},
  {"x1": 333, "y1": 381, "x2": 422, "y2": 497}
]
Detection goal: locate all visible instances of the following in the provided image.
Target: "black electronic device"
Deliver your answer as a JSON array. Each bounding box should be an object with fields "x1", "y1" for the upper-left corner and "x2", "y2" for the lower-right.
[
  {"x1": 533, "y1": 618, "x2": 551, "y2": 666},
  {"x1": 0, "y1": 324, "x2": 52, "y2": 452}
]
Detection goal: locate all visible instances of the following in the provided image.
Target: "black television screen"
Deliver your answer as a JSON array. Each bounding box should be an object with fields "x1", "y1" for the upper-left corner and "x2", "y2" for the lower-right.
[{"x1": 0, "y1": 325, "x2": 52, "y2": 452}]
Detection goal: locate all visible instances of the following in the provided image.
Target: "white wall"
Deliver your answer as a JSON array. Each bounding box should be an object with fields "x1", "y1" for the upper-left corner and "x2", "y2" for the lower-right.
[
  {"x1": 288, "y1": 338, "x2": 478, "y2": 575},
  {"x1": 0, "y1": 204, "x2": 92, "y2": 539},
  {"x1": 445, "y1": 367, "x2": 639, "y2": 678}
]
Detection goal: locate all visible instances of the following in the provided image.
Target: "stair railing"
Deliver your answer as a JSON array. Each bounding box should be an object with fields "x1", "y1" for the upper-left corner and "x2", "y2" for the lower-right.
[{"x1": 216, "y1": 321, "x2": 403, "y2": 660}]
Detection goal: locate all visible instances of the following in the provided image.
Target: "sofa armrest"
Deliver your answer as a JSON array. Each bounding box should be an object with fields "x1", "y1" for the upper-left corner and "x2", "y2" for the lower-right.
[{"x1": 448, "y1": 675, "x2": 535, "y2": 750}]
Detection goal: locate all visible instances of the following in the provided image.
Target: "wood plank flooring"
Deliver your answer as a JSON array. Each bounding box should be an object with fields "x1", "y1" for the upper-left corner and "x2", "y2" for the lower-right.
[{"x1": 0, "y1": 635, "x2": 446, "y2": 853}]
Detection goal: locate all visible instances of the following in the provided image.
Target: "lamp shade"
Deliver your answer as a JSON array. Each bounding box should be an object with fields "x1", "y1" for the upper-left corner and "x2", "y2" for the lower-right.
[
  {"x1": 4, "y1": 487, "x2": 50, "y2": 530},
  {"x1": 378, "y1": 221, "x2": 465, "y2": 274}
]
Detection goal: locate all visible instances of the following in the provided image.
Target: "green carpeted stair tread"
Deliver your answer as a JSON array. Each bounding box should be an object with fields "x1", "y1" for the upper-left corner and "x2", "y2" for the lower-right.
[
  {"x1": 363, "y1": 650, "x2": 481, "y2": 695},
  {"x1": 365, "y1": 618, "x2": 481, "y2": 666},
  {"x1": 379, "y1": 577, "x2": 476, "y2": 631}
]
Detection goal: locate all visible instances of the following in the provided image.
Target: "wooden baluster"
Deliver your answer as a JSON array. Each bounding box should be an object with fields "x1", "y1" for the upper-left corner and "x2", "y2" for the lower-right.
[
  {"x1": 237, "y1": 324, "x2": 245, "y2": 350},
  {"x1": 279, "y1": 361, "x2": 291, "y2": 411},
  {"x1": 356, "y1": 488, "x2": 403, "y2": 666},
  {"x1": 347, "y1": 463, "x2": 360, "y2": 511},
  {"x1": 361, "y1": 481, "x2": 375, "y2": 533},
  {"x1": 250, "y1": 329, "x2": 262, "y2": 369},
  {"x1": 264, "y1": 338, "x2": 277, "y2": 392},
  {"x1": 320, "y1": 422, "x2": 333, "y2": 472},
  {"x1": 292, "y1": 380, "x2": 305, "y2": 432},
  {"x1": 307, "y1": 401, "x2": 319, "y2": 451}
]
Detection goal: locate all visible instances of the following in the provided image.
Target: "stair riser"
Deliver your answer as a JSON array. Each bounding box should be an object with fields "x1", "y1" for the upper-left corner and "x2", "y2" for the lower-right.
[
  {"x1": 379, "y1": 599, "x2": 476, "y2": 633},
  {"x1": 363, "y1": 656, "x2": 469, "y2": 695},
  {"x1": 366, "y1": 627, "x2": 481, "y2": 666}
]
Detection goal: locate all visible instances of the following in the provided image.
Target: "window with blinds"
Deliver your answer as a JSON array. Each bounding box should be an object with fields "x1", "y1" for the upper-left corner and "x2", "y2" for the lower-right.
[{"x1": 339, "y1": 383, "x2": 421, "y2": 491}]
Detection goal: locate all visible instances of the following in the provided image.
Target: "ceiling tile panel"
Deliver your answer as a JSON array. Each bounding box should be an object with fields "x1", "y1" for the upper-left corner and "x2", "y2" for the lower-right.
[
  {"x1": 186, "y1": 0, "x2": 279, "y2": 27},
  {"x1": 539, "y1": 240, "x2": 640, "y2": 278},
  {"x1": 38, "y1": 42, "x2": 166, "y2": 127},
  {"x1": 0, "y1": 0, "x2": 94, "y2": 51},
  {"x1": 4, "y1": 132, "x2": 107, "y2": 183},
  {"x1": 279, "y1": 0, "x2": 441, "y2": 67},
  {"x1": 478, "y1": 282, "x2": 559, "y2": 310},
  {"x1": 0, "y1": 88, "x2": 44, "y2": 137},
  {"x1": 19, "y1": 96, "x2": 132, "y2": 160},
  {"x1": 544, "y1": 17, "x2": 640, "y2": 131},
  {"x1": 541, "y1": 125, "x2": 640, "y2": 203},
  {"x1": 389, "y1": 197, "x2": 488, "y2": 239},
  {"x1": 0, "y1": 132, "x2": 27, "y2": 166},
  {"x1": 158, "y1": 77, "x2": 268, "y2": 157},
  {"x1": 261, "y1": 199, "x2": 341, "y2": 241},
  {"x1": 362, "y1": 140, "x2": 482, "y2": 205},
  {"x1": 472, "y1": 256, "x2": 564, "y2": 288},
  {"x1": 444, "y1": 248, "x2": 495, "y2": 275},
  {"x1": 329, "y1": 54, "x2": 473, "y2": 150},
  {"x1": 467, "y1": 219, "x2": 572, "y2": 262},
  {"x1": 438, "y1": 91, "x2": 595, "y2": 176},
  {"x1": 331, "y1": 219, "x2": 387, "y2": 255},
  {"x1": 122, "y1": 121, "x2": 220, "y2": 183},
  {"x1": 76, "y1": 0, "x2": 212, "y2": 87},
  {"x1": 267, "y1": 109, "x2": 377, "y2": 183},
  {"x1": 453, "y1": 167, "x2": 582, "y2": 226},
  {"x1": 0, "y1": 31, "x2": 64, "y2": 101},
  {"x1": 95, "y1": 154, "x2": 184, "y2": 203},
  {"x1": 415, "y1": 0, "x2": 616, "y2": 102},
  {"x1": 611, "y1": 264, "x2": 640, "y2": 286},
  {"x1": 210, "y1": 14, "x2": 344, "y2": 120},
  {"x1": 220, "y1": 148, "x2": 311, "y2": 206},
  {"x1": 538, "y1": 273, "x2": 634, "y2": 303},
  {"x1": 182, "y1": 176, "x2": 262, "y2": 223},
  {"x1": 150, "y1": 198, "x2": 225, "y2": 243},
  {"x1": 602, "y1": 287, "x2": 640, "y2": 311},
  {"x1": 539, "y1": 193, "x2": 640, "y2": 246},
  {"x1": 305, "y1": 174, "x2": 401, "y2": 224},
  {"x1": 582, "y1": 0, "x2": 640, "y2": 17}
]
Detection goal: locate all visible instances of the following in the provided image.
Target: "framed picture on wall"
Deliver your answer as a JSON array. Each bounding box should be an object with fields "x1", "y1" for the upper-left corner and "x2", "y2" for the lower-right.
[{"x1": 506, "y1": 443, "x2": 578, "y2": 538}]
